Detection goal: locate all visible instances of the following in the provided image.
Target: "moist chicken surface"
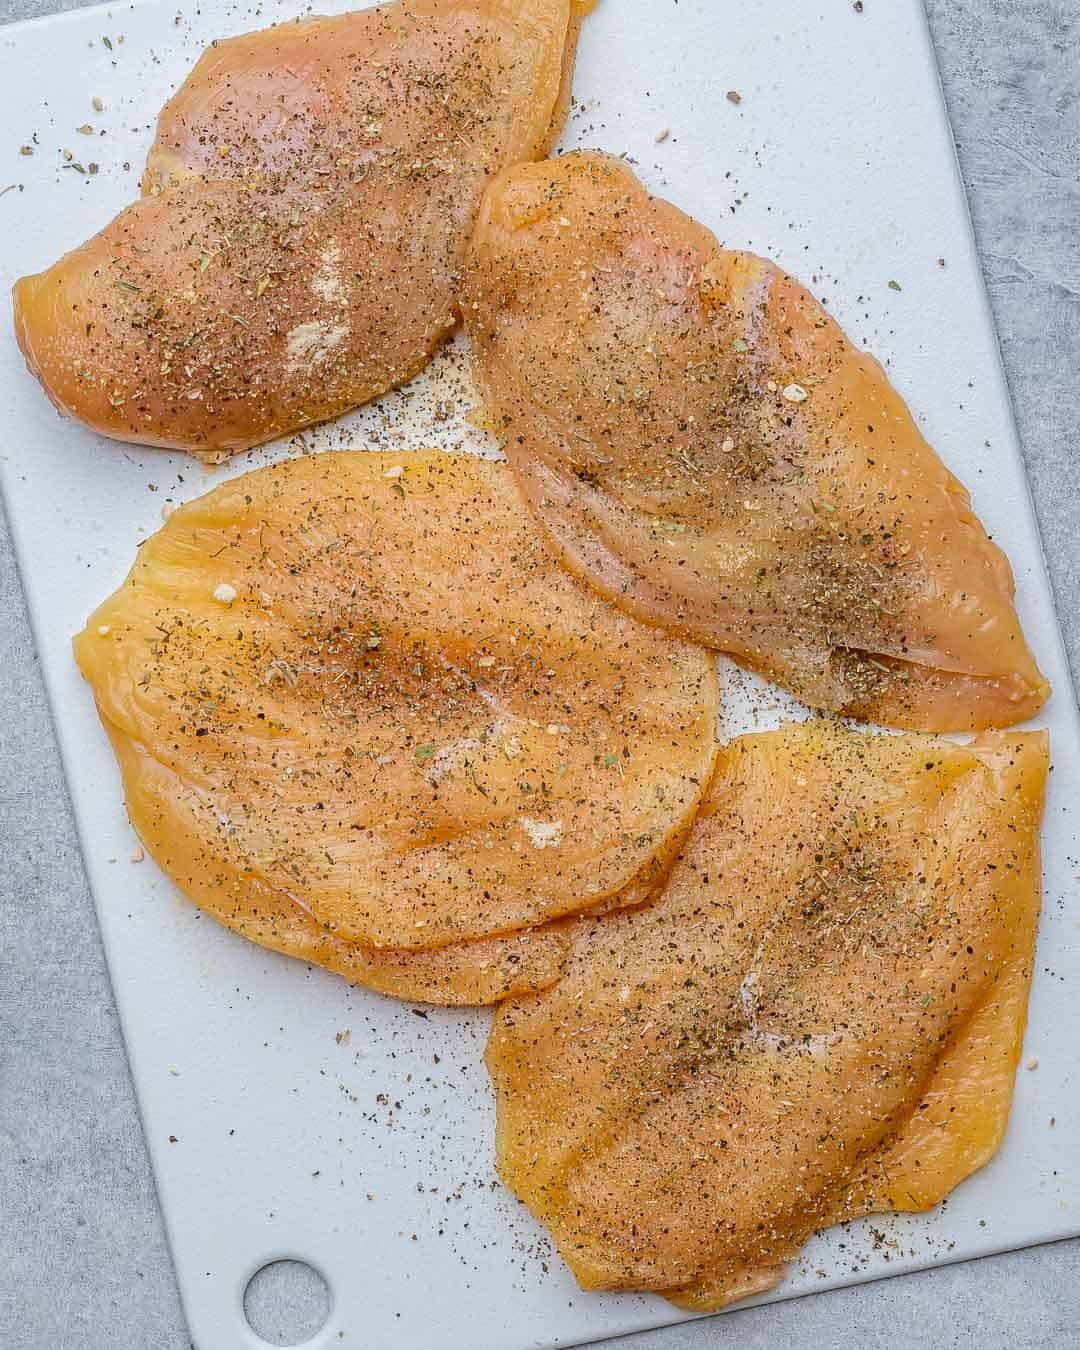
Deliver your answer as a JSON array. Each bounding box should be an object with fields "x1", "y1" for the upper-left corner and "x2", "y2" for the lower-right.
[
  {"x1": 464, "y1": 151, "x2": 1049, "y2": 731},
  {"x1": 74, "y1": 451, "x2": 718, "y2": 993},
  {"x1": 487, "y1": 720, "x2": 1047, "y2": 1306},
  {"x1": 15, "y1": 0, "x2": 591, "y2": 457}
]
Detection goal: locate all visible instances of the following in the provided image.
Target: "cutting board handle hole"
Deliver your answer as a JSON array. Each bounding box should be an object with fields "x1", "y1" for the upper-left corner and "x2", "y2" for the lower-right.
[{"x1": 243, "y1": 1259, "x2": 332, "y2": 1346}]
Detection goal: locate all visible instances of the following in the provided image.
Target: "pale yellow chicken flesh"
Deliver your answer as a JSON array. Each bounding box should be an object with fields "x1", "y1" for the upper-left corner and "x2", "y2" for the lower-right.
[
  {"x1": 486, "y1": 720, "x2": 1047, "y2": 1307},
  {"x1": 74, "y1": 452, "x2": 718, "y2": 992},
  {"x1": 464, "y1": 151, "x2": 1049, "y2": 731},
  {"x1": 104, "y1": 722, "x2": 676, "y2": 1006},
  {"x1": 14, "y1": 0, "x2": 590, "y2": 458},
  {"x1": 107, "y1": 724, "x2": 574, "y2": 1005}
]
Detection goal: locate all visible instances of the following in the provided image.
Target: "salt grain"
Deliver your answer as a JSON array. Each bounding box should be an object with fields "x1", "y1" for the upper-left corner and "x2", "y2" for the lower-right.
[{"x1": 518, "y1": 817, "x2": 563, "y2": 850}]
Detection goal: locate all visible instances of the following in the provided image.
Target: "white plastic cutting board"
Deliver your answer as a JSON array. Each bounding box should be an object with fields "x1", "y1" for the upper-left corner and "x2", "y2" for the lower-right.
[{"x1": 2, "y1": 2, "x2": 1078, "y2": 1347}]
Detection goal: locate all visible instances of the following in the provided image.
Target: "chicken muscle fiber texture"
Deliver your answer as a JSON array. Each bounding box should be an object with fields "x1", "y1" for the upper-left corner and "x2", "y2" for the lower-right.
[
  {"x1": 14, "y1": 0, "x2": 590, "y2": 458},
  {"x1": 101, "y1": 721, "x2": 677, "y2": 1006},
  {"x1": 464, "y1": 151, "x2": 1048, "y2": 732},
  {"x1": 74, "y1": 451, "x2": 718, "y2": 969},
  {"x1": 487, "y1": 719, "x2": 1047, "y2": 1307},
  {"x1": 106, "y1": 723, "x2": 574, "y2": 1006}
]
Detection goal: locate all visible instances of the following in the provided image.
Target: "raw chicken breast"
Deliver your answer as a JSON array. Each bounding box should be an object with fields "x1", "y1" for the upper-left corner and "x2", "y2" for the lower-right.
[
  {"x1": 464, "y1": 152, "x2": 1049, "y2": 731},
  {"x1": 107, "y1": 725, "x2": 574, "y2": 1006},
  {"x1": 104, "y1": 721, "x2": 673, "y2": 1006},
  {"x1": 74, "y1": 452, "x2": 718, "y2": 969},
  {"x1": 487, "y1": 719, "x2": 1047, "y2": 1306},
  {"x1": 14, "y1": 0, "x2": 590, "y2": 458}
]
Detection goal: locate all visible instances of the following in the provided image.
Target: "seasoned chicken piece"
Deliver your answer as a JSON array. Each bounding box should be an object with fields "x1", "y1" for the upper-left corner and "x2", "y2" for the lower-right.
[
  {"x1": 487, "y1": 720, "x2": 1047, "y2": 1306},
  {"x1": 74, "y1": 452, "x2": 718, "y2": 971},
  {"x1": 105, "y1": 723, "x2": 671, "y2": 1006},
  {"x1": 464, "y1": 152, "x2": 1049, "y2": 731},
  {"x1": 13, "y1": 0, "x2": 590, "y2": 459},
  {"x1": 107, "y1": 725, "x2": 573, "y2": 1005}
]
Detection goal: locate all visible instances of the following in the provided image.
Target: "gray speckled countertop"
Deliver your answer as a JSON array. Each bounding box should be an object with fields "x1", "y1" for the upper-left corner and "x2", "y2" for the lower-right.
[{"x1": 2, "y1": 2, "x2": 1079, "y2": 1348}]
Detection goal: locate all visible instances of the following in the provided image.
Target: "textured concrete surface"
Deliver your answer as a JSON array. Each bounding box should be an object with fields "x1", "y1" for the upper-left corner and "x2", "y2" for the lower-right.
[{"x1": 1, "y1": 1, "x2": 1078, "y2": 1347}]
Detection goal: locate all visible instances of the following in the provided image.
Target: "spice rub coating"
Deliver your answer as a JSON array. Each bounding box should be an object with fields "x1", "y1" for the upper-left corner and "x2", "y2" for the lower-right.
[
  {"x1": 74, "y1": 451, "x2": 719, "y2": 976},
  {"x1": 15, "y1": 0, "x2": 590, "y2": 458},
  {"x1": 105, "y1": 720, "x2": 576, "y2": 1005},
  {"x1": 464, "y1": 151, "x2": 1049, "y2": 731},
  {"x1": 487, "y1": 719, "x2": 1047, "y2": 1306}
]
